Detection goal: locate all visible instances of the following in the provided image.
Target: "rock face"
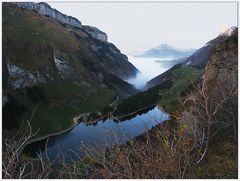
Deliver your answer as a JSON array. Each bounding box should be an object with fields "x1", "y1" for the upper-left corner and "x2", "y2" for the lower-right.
[
  {"x1": 202, "y1": 27, "x2": 238, "y2": 94},
  {"x1": 197, "y1": 27, "x2": 238, "y2": 144},
  {"x1": 54, "y1": 53, "x2": 74, "y2": 79},
  {"x1": 15, "y1": 2, "x2": 82, "y2": 28},
  {"x1": 7, "y1": 64, "x2": 46, "y2": 89},
  {"x1": 83, "y1": 26, "x2": 108, "y2": 42},
  {"x1": 185, "y1": 26, "x2": 238, "y2": 69},
  {"x1": 139, "y1": 43, "x2": 196, "y2": 59}
]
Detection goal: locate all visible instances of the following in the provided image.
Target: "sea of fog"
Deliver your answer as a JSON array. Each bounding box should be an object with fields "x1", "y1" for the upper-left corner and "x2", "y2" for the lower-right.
[{"x1": 126, "y1": 56, "x2": 177, "y2": 90}]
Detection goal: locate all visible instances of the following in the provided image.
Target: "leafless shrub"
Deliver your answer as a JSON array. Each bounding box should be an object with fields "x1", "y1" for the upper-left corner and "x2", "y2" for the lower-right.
[
  {"x1": 180, "y1": 79, "x2": 237, "y2": 166},
  {"x1": 68, "y1": 78, "x2": 236, "y2": 179},
  {"x1": 57, "y1": 119, "x2": 197, "y2": 179},
  {"x1": 2, "y1": 106, "x2": 59, "y2": 179}
]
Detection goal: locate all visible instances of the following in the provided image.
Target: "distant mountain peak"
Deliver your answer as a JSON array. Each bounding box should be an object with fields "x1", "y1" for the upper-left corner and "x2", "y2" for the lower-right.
[
  {"x1": 138, "y1": 43, "x2": 196, "y2": 59},
  {"x1": 156, "y1": 43, "x2": 196, "y2": 52}
]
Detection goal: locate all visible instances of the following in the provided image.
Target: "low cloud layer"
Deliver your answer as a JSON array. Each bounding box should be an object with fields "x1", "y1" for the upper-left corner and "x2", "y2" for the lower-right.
[{"x1": 126, "y1": 56, "x2": 175, "y2": 90}]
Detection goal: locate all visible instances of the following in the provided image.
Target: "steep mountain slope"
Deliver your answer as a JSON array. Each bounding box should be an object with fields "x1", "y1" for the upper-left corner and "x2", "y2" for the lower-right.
[
  {"x1": 145, "y1": 63, "x2": 182, "y2": 89},
  {"x1": 135, "y1": 27, "x2": 238, "y2": 177},
  {"x1": 185, "y1": 26, "x2": 237, "y2": 68},
  {"x1": 139, "y1": 43, "x2": 195, "y2": 59},
  {"x1": 186, "y1": 27, "x2": 238, "y2": 178},
  {"x1": 2, "y1": 2, "x2": 139, "y2": 136},
  {"x1": 202, "y1": 27, "x2": 238, "y2": 93},
  {"x1": 3, "y1": 3, "x2": 138, "y2": 87}
]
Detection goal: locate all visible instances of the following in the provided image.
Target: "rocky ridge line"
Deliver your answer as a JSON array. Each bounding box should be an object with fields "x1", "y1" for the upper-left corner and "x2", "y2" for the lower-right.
[{"x1": 15, "y1": 2, "x2": 108, "y2": 42}]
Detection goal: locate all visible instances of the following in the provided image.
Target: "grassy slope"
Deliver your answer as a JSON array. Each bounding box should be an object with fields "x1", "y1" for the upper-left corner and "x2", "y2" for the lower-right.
[
  {"x1": 3, "y1": 5, "x2": 81, "y2": 71},
  {"x1": 114, "y1": 65, "x2": 202, "y2": 116},
  {"x1": 14, "y1": 80, "x2": 114, "y2": 137},
  {"x1": 158, "y1": 65, "x2": 202, "y2": 112},
  {"x1": 3, "y1": 5, "x2": 115, "y2": 137}
]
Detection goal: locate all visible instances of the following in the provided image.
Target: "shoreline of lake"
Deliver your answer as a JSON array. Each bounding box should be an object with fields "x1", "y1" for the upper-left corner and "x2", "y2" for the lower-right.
[
  {"x1": 19, "y1": 112, "x2": 90, "y2": 155},
  {"x1": 23, "y1": 104, "x2": 169, "y2": 158}
]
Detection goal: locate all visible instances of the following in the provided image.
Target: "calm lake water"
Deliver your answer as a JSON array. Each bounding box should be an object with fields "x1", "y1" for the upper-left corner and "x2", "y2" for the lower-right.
[
  {"x1": 24, "y1": 106, "x2": 169, "y2": 162},
  {"x1": 126, "y1": 56, "x2": 177, "y2": 89}
]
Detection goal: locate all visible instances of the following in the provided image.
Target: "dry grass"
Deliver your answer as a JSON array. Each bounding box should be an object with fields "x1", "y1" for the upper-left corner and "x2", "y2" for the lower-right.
[{"x1": 57, "y1": 120, "x2": 199, "y2": 179}]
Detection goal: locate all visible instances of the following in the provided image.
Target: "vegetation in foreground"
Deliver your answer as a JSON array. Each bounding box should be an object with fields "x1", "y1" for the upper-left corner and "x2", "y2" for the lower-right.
[{"x1": 2, "y1": 2, "x2": 237, "y2": 179}]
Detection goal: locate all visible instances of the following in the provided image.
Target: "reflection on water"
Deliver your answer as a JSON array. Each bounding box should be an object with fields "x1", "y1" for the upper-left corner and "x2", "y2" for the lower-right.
[{"x1": 24, "y1": 106, "x2": 169, "y2": 162}]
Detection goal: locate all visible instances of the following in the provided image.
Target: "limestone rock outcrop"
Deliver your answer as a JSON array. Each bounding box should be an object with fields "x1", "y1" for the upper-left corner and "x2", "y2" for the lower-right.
[
  {"x1": 15, "y1": 2, "x2": 82, "y2": 28},
  {"x1": 14, "y1": 2, "x2": 108, "y2": 42},
  {"x1": 7, "y1": 64, "x2": 46, "y2": 89},
  {"x1": 82, "y1": 26, "x2": 108, "y2": 42},
  {"x1": 54, "y1": 53, "x2": 75, "y2": 79}
]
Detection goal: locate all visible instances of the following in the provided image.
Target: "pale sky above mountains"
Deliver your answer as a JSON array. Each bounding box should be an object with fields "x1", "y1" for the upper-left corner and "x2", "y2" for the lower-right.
[{"x1": 48, "y1": 2, "x2": 237, "y2": 55}]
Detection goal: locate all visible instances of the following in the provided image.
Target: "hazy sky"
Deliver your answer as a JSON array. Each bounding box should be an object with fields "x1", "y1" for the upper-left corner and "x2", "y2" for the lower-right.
[{"x1": 48, "y1": 2, "x2": 237, "y2": 55}]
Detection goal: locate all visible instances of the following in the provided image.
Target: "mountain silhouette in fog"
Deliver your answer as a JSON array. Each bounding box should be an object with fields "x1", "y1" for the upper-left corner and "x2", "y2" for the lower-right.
[{"x1": 138, "y1": 43, "x2": 196, "y2": 59}]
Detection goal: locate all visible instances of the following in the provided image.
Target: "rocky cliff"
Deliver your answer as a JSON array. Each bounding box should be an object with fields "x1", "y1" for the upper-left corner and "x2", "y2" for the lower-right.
[
  {"x1": 202, "y1": 27, "x2": 238, "y2": 95},
  {"x1": 14, "y1": 2, "x2": 108, "y2": 42},
  {"x1": 7, "y1": 64, "x2": 47, "y2": 89},
  {"x1": 15, "y1": 2, "x2": 82, "y2": 28},
  {"x1": 82, "y1": 25, "x2": 108, "y2": 42}
]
